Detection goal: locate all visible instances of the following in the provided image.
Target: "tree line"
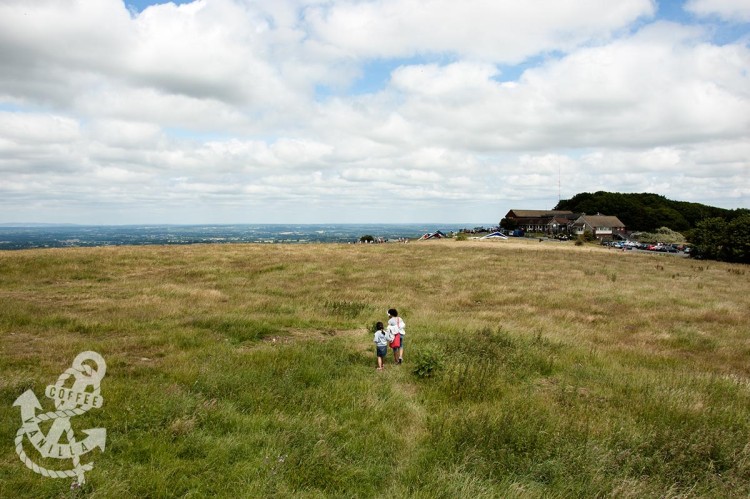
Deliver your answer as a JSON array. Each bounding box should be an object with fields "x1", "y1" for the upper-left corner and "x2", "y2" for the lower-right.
[{"x1": 554, "y1": 191, "x2": 749, "y2": 263}]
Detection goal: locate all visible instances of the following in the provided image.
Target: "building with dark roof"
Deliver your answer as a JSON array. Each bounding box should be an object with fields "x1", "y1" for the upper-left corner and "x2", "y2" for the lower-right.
[
  {"x1": 571, "y1": 214, "x2": 626, "y2": 240},
  {"x1": 501, "y1": 210, "x2": 579, "y2": 235},
  {"x1": 501, "y1": 209, "x2": 627, "y2": 239}
]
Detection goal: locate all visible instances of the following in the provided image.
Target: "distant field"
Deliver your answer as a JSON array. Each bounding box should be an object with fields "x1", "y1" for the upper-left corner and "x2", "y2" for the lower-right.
[{"x1": 1, "y1": 239, "x2": 749, "y2": 497}]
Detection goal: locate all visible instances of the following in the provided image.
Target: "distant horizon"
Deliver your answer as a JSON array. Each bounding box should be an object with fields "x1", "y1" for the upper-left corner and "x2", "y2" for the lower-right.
[
  {"x1": 0, "y1": 221, "x2": 496, "y2": 227},
  {"x1": 3, "y1": 192, "x2": 747, "y2": 228},
  {"x1": 0, "y1": 222, "x2": 491, "y2": 250}
]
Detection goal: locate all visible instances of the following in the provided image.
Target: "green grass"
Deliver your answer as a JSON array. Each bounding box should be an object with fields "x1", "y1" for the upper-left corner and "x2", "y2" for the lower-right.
[{"x1": 1, "y1": 240, "x2": 749, "y2": 497}]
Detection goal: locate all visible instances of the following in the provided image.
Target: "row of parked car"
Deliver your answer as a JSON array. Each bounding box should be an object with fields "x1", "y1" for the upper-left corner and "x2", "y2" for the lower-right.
[{"x1": 602, "y1": 240, "x2": 690, "y2": 253}]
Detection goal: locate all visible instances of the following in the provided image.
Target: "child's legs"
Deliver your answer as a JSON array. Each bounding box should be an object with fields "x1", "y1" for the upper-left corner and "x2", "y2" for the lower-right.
[
  {"x1": 377, "y1": 345, "x2": 386, "y2": 368},
  {"x1": 399, "y1": 335, "x2": 404, "y2": 360}
]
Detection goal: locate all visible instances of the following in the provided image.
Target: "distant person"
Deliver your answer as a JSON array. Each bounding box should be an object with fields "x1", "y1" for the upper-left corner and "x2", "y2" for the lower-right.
[
  {"x1": 387, "y1": 308, "x2": 406, "y2": 364},
  {"x1": 374, "y1": 322, "x2": 388, "y2": 370}
]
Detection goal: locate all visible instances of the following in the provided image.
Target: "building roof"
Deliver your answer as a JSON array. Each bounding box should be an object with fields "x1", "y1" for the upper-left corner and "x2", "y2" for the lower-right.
[
  {"x1": 552, "y1": 216, "x2": 571, "y2": 224},
  {"x1": 573, "y1": 215, "x2": 625, "y2": 228}
]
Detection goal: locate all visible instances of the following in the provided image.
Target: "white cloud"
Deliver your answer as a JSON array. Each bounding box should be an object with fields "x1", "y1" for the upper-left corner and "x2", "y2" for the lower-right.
[
  {"x1": 341, "y1": 167, "x2": 442, "y2": 184},
  {"x1": 0, "y1": 1, "x2": 132, "y2": 107},
  {"x1": 553, "y1": 143, "x2": 750, "y2": 207},
  {"x1": 88, "y1": 120, "x2": 163, "y2": 148},
  {"x1": 685, "y1": 0, "x2": 750, "y2": 22},
  {"x1": 355, "y1": 23, "x2": 750, "y2": 151},
  {"x1": 0, "y1": 112, "x2": 80, "y2": 144},
  {"x1": 271, "y1": 138, "x2": 333, "y2": 166},
  {"x1": 304, "y1": 0, "x2": 656, "y2": 63},
  {"x1": 390, "y1": 63, "x2": 499, "y2": 98},
  {"x1": 0, "y1": 0, "x2": 748, "y2": 223},
  {"x1": 93, "y1": 165, "x2": 153, "y2": 183}
]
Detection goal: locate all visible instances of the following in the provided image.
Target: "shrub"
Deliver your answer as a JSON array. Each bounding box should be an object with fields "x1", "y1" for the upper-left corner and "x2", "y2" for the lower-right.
[
  {"x1": 636, "y1": 226, "x2": 686, "y2": 244},
  {"x1": 413, "y1": 347, "x2": 444, "y2": 378}
]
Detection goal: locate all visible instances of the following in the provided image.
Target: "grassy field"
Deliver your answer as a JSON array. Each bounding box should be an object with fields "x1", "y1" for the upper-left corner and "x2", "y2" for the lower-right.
[{"x1": 1, "y1": 239, "x2": 749, "y2": 498}]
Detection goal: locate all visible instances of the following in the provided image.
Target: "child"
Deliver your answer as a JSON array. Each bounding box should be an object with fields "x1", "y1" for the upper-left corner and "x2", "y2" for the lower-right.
[
  {"x1": 387, "y1": 308, "x2": 406, "y2": 364},
  {"x1": 373, "y1": 322, "x2": 388, "y2": 370}
]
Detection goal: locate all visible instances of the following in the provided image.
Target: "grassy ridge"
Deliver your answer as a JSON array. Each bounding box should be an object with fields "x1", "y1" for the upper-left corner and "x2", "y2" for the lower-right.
[{"x1": 0, "y1": 240, "x2": 749, "y2": 497}]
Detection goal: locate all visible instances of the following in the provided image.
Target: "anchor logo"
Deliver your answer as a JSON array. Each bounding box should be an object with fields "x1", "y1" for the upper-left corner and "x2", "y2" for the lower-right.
[{"x1": 13, "y1": 351, "x2": 107, "y2": 485}]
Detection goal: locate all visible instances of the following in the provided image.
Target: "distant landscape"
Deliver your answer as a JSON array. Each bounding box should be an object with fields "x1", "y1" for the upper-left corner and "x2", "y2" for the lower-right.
[{"x1": 0, "y1": 223, "x2": 476, "y2": 250}]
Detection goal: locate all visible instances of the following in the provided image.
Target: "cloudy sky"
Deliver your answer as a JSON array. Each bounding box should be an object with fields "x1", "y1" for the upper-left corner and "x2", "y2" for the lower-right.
[{"x1": 1, "y1": 0, "x2": 748, "y2": 224}]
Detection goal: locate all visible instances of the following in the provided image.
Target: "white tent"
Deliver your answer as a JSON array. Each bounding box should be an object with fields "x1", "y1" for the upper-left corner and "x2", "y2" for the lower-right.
[{"x1": 480, "y1": 232, "x2": 508, "y2": 240}]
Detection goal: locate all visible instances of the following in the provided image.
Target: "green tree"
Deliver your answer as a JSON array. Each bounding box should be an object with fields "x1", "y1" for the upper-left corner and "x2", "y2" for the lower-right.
[
  {"x1": 691, "y1": 218, "x2": 727, "y2": 261},
  {"x1": 726, "y1": 214, "x2": 750, "y2": 263},
  {"x1": 555, "y1": 191, "x2": 733, "y2": 232}
]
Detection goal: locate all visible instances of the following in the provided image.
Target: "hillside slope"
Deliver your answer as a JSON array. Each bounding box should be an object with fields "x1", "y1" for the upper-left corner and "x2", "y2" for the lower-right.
[{"x1": 1, "y1": 241, "x2": 749, "y2": 497}]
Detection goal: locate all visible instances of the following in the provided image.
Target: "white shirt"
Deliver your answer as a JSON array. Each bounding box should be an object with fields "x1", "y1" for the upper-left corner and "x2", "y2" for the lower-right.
[{"x1": 388, "y1": 316, "x2": 405, "y2": 336}]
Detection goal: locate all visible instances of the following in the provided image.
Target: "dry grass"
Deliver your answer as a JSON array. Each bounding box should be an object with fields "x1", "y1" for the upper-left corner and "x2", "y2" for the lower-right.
[{"x1": 1, "y1": 239, "x2": 749, "y2": 497}]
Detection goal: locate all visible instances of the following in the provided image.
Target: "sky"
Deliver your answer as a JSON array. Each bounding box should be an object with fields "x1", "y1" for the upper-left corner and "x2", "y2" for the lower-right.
[{"x1": 0, "y1": 0, "x2": 749, "y2": 225}]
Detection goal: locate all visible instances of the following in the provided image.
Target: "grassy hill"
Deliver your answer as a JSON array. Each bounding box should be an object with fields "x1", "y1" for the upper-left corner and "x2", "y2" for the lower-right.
[{"x1": 1, "y1": 240, "x2": 749, "y2": 497}]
